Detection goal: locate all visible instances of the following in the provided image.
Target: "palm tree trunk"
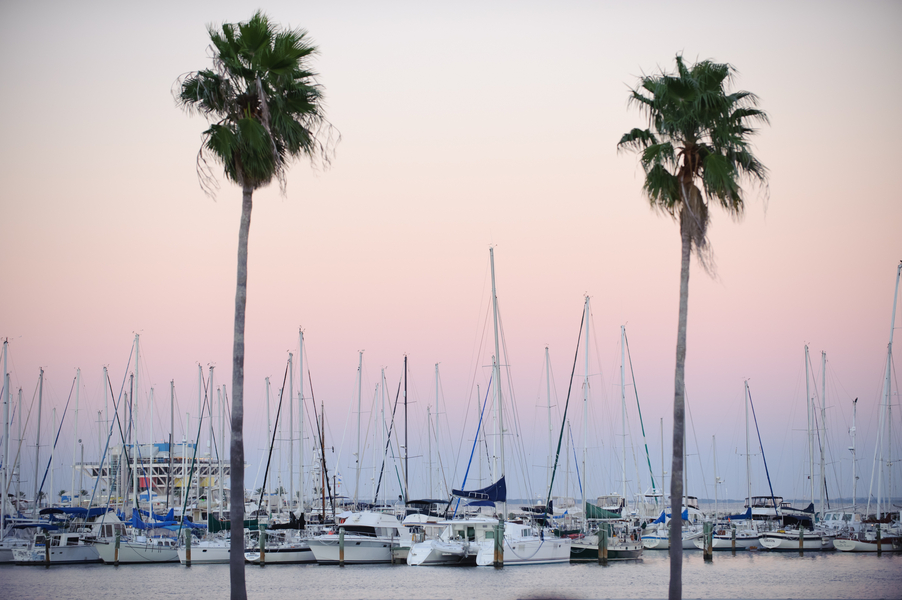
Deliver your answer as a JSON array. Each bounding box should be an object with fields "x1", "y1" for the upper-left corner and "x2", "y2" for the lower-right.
[
  {"x1": 668, "y1": 215, "x2": 691, "y2": 600},
  {"x1": 229, "y1": 185, "x2": 252, "y2": 600}
]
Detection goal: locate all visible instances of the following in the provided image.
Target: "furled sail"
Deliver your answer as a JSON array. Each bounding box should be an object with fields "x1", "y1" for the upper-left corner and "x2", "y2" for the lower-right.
[{"x1": 451, "y1": 476, "x2": 506, "y2": 503}]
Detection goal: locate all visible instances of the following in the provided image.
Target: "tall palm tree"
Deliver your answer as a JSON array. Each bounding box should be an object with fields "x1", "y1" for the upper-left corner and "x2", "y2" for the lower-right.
[
  {"x1": 177, "y1": 12, "x2": 333, "y2": 599},
  {"x1": 618, "y1": 54, "x2": 768, "y2": 600}
]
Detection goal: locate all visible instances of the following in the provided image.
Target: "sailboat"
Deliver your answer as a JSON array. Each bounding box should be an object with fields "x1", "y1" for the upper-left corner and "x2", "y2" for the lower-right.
[
  {"x1": 472, "y1": 249, "x2": 571, "y2": 566},
  {"x1": 834, "y1": 261, "x2": 902, "y2": 553}
]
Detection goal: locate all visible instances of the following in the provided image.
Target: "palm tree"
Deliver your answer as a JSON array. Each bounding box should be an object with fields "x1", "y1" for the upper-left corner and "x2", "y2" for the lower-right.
[
  {"x1": 177, "y1": 12, "x2": 334, "y2": 599},
  {"x1": 618, "y1": 54, "x2": 768, "y2": 600}
]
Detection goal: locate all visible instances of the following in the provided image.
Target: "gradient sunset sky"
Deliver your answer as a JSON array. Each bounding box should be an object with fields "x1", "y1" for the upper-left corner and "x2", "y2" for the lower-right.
[{"x1": 1, "y1": 0, "x2": 900, "y2": 507}]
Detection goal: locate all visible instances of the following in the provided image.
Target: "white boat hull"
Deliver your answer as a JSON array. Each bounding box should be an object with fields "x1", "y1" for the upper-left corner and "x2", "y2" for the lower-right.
[
  {"x1": 13, "y1": 544, "x2": 101, "y2": 565},
  {"x1": 407, "y1": 539, "x2": 475, "y2": 566},
  {"x1": 177, "y1": 542, "x2": 232, "y2": 564},
  {"x1": 475, "y1": 537, "x2": 571, "y2": 566},
  {"x1": 833, "y1": 536, "x2": 902, "y2": 552},
  {"x1": 245, "y1": 543, "x2": 315, "y2": 564},
  {"x1": 307, "y1": 535, "x2": 399, "y2": 565},
  {"x1": 759, "y1": 532, "x2": 833, "y2": 551},
  {"x1": 95, "y1": 539, "x2": 180, "y2": 564},
  {"x1": 693, "y1": 531, "x2": 761, "y2": 551}
]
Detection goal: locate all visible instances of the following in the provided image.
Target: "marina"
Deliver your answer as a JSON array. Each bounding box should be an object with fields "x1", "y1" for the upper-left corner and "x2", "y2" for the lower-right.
[{"x1": 2, "y1": 550, "x2": 901, "y2": 600}]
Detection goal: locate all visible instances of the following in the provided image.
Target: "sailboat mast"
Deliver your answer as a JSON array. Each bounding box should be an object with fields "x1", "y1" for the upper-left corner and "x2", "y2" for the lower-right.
[
  {"x1": 34, "y1": 368, "x2": 43, "y2": 512},
  {"x1": 806, "y1": 345, "x2": 814, "y2": 508},
  {"x1": 745, "y1": 380, "x2": 751, "y2": 512},
  {"x1": 621, "y1": 324, "x2": 627, "y2": 504},
  {"x1": 583, "y1": 296, "x2": 589, "y2": 528},
  {"x1": 266, "y1": 377, "x2": 272, "y2": 500},
  {"x1": 712, "y1": 435, "x2": 719, "y2": 520},
  {"x1": 380, "y1": 368, "x2": 385, "y2": 506},
  {"x1": 133, "y1": 335, "x2": 140, "y2": 511},
  {"x1": 356, "y1": 350, "x2": 362, "y2": 507},
  {"x1": 2, "y1": 340, "x2": 9, "y2": 526},
  {"x1": 546, "y1": 347, "x2": 552, "y2": 496},
  {"x1": 489, "y1": 247, "x2": 504, "y2": 518},
  {"x1": 299, "y1": 329, "x2": 305, "y2": 513},
  {"x1": 851, "y1": 398, "x2": 857, "y2": 513},
  {"x1": 69, "y1": 368, "x2": 80, "y2": 506},
  {"x1": 820, "y1": 351, "x2": 827, "y2": 517},
  {"x1": 404, "y1": 354, "x2": 408, "y2": 502},
  {"x1": 219, "y1": 387, "x2": 224, "y2": 519},
  {"x1": 169, "y1": 380, "x2": 174, "y2": 509},
  {"x1": 868, "y1": 261, "x2": 901, "y2": 518}
]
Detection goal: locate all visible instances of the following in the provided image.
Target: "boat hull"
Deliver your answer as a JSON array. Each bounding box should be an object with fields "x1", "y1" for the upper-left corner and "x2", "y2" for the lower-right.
[
  {"x1": 95, "y1": 539, "x2": 180, "y2": 564},
  {"x1": 759, "y1": 532, "x2": 833, "y2": 551},
  {"x1": 245, "y1": 544, "x2": 315, "y2": 564},
  {"x1": 833, "y1": 536, "x2": 902, "y2": 552},
  {"x1": 13, "y1": 544, "x2": 101, "y2": 565},
  {"x1": 307, "y1": 535, "x2": 399, "y2": 565},
  {"x1": 475, "y1": 537, "x2": 571, "y2": 566},
  {"x1": 570, "y1": 538, "x2": 643, "y2": 561},
  {"x1": 177, "y1": 543, "x2": 232, "y2": 564}
]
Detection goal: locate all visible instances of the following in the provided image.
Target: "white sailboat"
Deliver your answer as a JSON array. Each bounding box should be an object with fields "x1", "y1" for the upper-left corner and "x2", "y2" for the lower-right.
[{"x1": 473, "y1": 248, "x2": 570, "y2": 566}]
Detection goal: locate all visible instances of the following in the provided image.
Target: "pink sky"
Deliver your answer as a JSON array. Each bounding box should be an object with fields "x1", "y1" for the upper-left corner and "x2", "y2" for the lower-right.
[{"x1": 1, "y1": 0, "x2": 900, "y2": 507}]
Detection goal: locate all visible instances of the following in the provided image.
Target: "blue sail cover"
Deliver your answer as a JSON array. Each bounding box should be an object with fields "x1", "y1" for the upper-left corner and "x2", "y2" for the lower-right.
[
  {"x1": 651, "y1": 508, "x2": 689, "y2": 524},
  {"x1": 725, "y1": 507, "x2": 752, "y2": 521},
  {"x1": 452, "y1": 476, "x2": 506, "y2": 503}
]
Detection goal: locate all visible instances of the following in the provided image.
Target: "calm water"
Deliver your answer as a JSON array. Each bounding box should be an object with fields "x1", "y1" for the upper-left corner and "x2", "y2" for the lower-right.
[{"x1": 1, "y1": 551, "x2": 900, "y2": 599}]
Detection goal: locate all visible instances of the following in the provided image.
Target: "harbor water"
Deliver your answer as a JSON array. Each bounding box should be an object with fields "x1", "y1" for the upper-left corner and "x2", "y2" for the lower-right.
[{"x1": 2, "y1": 551, "x2": 900, "y2": 599}]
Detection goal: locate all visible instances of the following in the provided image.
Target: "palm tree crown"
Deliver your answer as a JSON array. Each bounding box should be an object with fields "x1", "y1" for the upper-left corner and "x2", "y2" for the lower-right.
[
  {"x1": 177, "y1": 11, "x2": 332, "y2": 193},
  {"x1": 618, "y1": 54, "x2": 768, "y2": 260}
]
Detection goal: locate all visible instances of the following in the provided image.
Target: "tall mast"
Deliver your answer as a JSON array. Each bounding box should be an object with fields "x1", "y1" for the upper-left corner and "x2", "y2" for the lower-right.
[
  {"x1": 2, "y1": 340, "x2": 9, "y2": 524},
  {"x1": 403, "y1": 354, "x2": 409, "y2": 502},
  {"x1": 427, "y1": 404, "x2": 433, "y2": 498},
  {"x1": 34, "y1": 368, "x2": 43, "y2": 512},
  {"x1": 289, "y1": 352, "x2": 294, "y2": 510},
  {"x1": 582, "y1": 296, "x2": 589, "y2": 527},
  {"x1": 868, "y1": 261, "x2": 901, "y2": 518},
  {"x1": 266, "y1": 377, "x2": 272, "y2": 499},
  {"x1": 851, "y1": 398, "x2": 857, "y2": 513},
  {"x1": 70, "y1": 370, "x2": 81, "y2": 506},
  {"x1": 489, "y1": 247, "x2": 504, "y2": 518},
  {"x1": 621, "y1": 324, "x2": 627, "y2": 504},
  {"x1": 712, "y1": 435, "x2": 719, "y2": 520},
  {"x1": 150, "y1": 387, "x2": 154, "y2": 507},
  {"x1": 745, "y1": 380, "x2": 751, "y2": 511},
  {"x1": 51, "y1": 408, "x2": 56, "y2": 507},
  {"x1": 218, "y1": 387, "x2": 224, "y2": 519},
  {"x1": 660, "y1": 418, "x2": 665, "y2": 504},
  {"x1": 196, "y1": 364, "x2": 202, "y2": 505},
  {"x1": 356, "y1": 350, "x2": 362, "y2": 507},
  {"x1": 805, "y1": 345, "x2": 814, "y2": 507},
  {"x1": 169, "y1": 380, "x2": 175, "y2": 509},
  {"x1": 380, "y1": 368, "x2": 385, "y2": 506},
  {"x1": 299, "y1": 329, "x2": 305, "y2": 513},
  {"x1": 432, "y1": 363, "x2": 439, "y2": 497},
  {"x1": 545, "y1": 347, "x2": 552, "y2": 495},
  {"x1": 133, "y1": 335, "x2": 140, "y2": 511},
  {"x1": 820, "y1": 351, "x2": 827, "y2": 517},
  {"x1": 208, "y1": 366, "x2": 214, "y2": 511}
]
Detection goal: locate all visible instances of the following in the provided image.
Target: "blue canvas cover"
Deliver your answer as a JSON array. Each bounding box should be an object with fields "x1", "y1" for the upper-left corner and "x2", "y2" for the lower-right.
[{"x1": 451, "y1": 476, "x2": 506, "y2": 503}]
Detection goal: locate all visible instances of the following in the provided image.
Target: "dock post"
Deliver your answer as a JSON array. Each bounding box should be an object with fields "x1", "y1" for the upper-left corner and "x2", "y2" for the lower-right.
[
  {"x1": 185, "y1": 529, "x2": 192, "y2": 567},
  {"x1": 259, "y1": 525, "x2": 266, "y2": 566},
  {"x1": 731, "y1": 526, "x2": 736, "y2": 554},
  {"x1": 703, "y1": 522, "x2": 712, "y2": 561},
  {"x1": 799, "y1": 526, "x2": 804, "y2": 555},
  {"x1": 876, "y1": 523, "x2": 882, "y2": 555},
  {"x1": 493, "y1": 523, "x2": 504, "y2": 568},
  {"x1": 339, "y1": 526, "x2": 345, "y2": 567},
  {"x1": 600, "y1": 524, "x2": 609, "y2": 564}
]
